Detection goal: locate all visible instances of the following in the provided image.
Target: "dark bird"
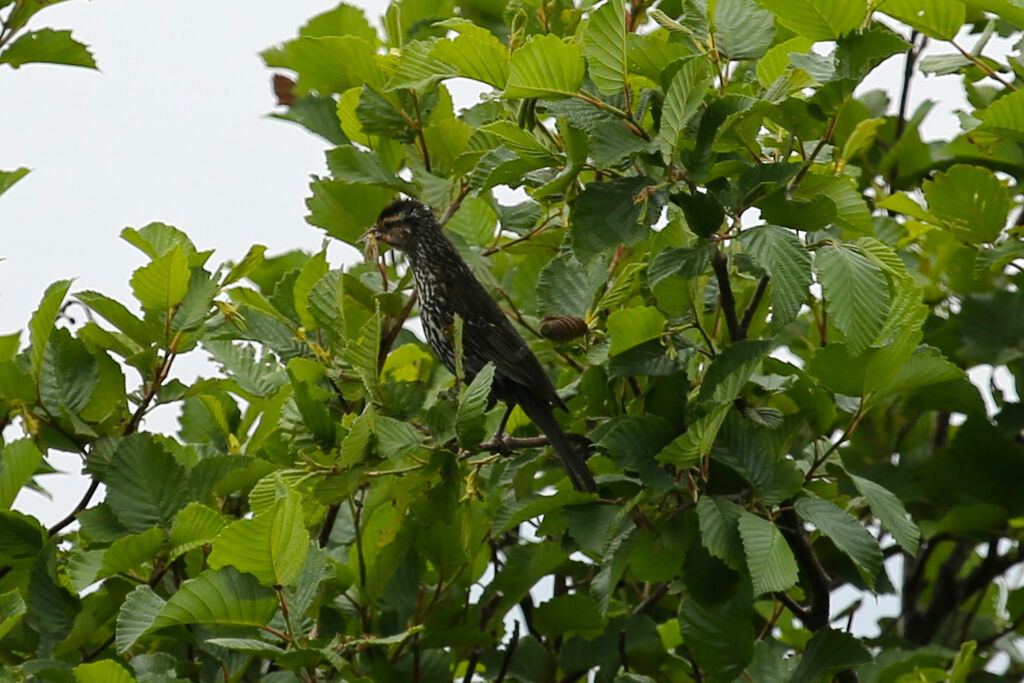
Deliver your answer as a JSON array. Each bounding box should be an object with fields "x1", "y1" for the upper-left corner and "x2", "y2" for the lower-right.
[{"x1": 367, "y1": 198, "x2": 596, "y2": 493}]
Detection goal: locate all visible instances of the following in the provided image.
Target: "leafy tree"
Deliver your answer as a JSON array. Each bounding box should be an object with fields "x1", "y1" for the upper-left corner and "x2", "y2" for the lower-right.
[{"x1": 3, "y1": 0, "x2": 1024, "y2": 680}]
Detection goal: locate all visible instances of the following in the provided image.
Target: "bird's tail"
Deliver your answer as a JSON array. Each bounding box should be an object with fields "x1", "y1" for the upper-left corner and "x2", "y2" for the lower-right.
[{"x1": 517, "y1": 395, "x2": 597, "y2": 493}]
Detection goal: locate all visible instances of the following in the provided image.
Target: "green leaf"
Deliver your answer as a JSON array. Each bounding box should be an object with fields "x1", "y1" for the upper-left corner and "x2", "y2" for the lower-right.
[
  {"x1": 221, "y1": 245, "x2": 267, "y2": 287},
  {"x1": 698, "y1": 340, "x2": 773, "y2": 404},
  {"x1": 0, "y1": 439, "x2": 43, "y2": 510},
  {"x1": 0, "y1": 589, "x2": 26, "y2": 641},
  {"x1": 790, "y1": 629, "x2": 871, "y2": 683},
  {"x1": 0, "y1": 167, "x2": 29, "y2": 198},
  {"x1": 76, "y1": 290, "x2": 152, "y2": 347},
  {"x1": 714, "y1": 0, "x2": 775, "y2": 60},
  {"x1": 429, "y1": 20, "x2": 510, "y2": 88},
  {"x1": 456, "y1": 362, "x2": 495, "y2": 448},
  {"x1": 655, "y1": 404, "x2": 730, "y2": 469},
  {"x1": 374, "y1": 415, "x2": 424, "y2": 460},
  {"x1": 208, "y1": 491, "x2": 310, "y2": 586},
  {"x1": 130, "y1": 247, "x2": 190, "y2": 312},
  {"x1": 169, "y1": 502, "x2": 228, "y2": 558},
  {"x1": 841, "y1": 117, "x2": 886, "y2": 162},
  {"x1": 98, "y1": 527, "x2": 165, "y2": 581},
  {"x1": 0, "y1": 510, "x2": 46, "y2": 565},
  {"x1": 39, "y1": 328, "x2": 99, "y2": 416},
  {"x1": 387, "y1": 38, "x2": 456, "y2": 91},
  {"x1": 117, "y1": 567, "x2": 277, "y2": 653},
  {"x1": 697, "y1": 496, "x2": 745, "y2": 570},
  {"x1": 850, "y1": 474, "x2": 920, "y2": 553},
  {"x1": 306, "y1": 179, "x2": 395, "y2": 246},
  {"x1": 739, "y1": 225, "x2": 812, "y2": 326},
  {"x1": 737, "y1": 512, "x2": 799, "y2": 595},
  {"x1": 867, "y1": 345, "x2": 964, "y2": 407},
  {"x1": 262, "y1": 35, "x2": 383, "y2": 95},
  {"x1": 121, "y1": 222, "x2": 201, "y2": 261},
  {"x1": 536, "y1": 256, "x2": 602, "y2": 319},
  {"x1": 626, "y1": 33, "x2": 692, "y2": 82},
  {"x1": 795, "y1": 496, "x2": 883, "y2": 587},
  {"x1": 923, "y1": 164, "x2": 1009, "y2": 243},
  {"x1": 815, "y1": 244, "x2": 889, "y2": 356},
  {"x1": 29, "y1": 279, "x2": 72, "y2": 378},
  {"x1": 105, "y1": 435, "x2": 190, "y2": 532},
  {"x1": 660, "y1": 59, "x2": 714, "y2": 157},
  {"x1": 977, "y1": 88, "x2": 1024, "y2": 141},
  {"x1": 806, "y1": 343, "x2": 870, "y2": 396},
  {"x1": 0, "y1": 29, "x2": 96, "y2": 69},
  {"x1": 754, "y1": 0, "x2": 866, "y2": 39},
  {"x1": 879, "y1": 0, "x2": 966, "y2": 40},
  {"x1": 583, "y1": 0, "x2": 628, "y2": 94},
  {"x1": 756, "y1": 37, "x2": 815, "y2": 87},
  {"x1": 570, "y1": 176, "x2": 663, "y2": 260},
  {"x1": 326, "y1": 145, "x2": 416, "y2": 193},
  {"x1": 796, "y1": 176, "x2": 871, "y2": 235},
  {"x1": 504, "y1": 34, "x2": 585, "y2": 99},
  {"x1": 494, "y1": 489, "x2": 597, "y2": 534},
  {"x1": 607, "y1": 306, "x2": 666, "y2": 356},
  {"x1": 300, "y1": 2, "x2": 378, "y2": 43},
  {"x1": 533, "y1": 593, "x2": 605, "y2": 638},
  {"x1": 73, "y1": 660, "x2": 136, "y2": 683}
]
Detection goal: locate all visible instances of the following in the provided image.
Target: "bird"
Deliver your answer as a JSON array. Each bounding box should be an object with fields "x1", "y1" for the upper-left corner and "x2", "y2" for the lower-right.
[{"x1": 366, "y1": 197, "x2": 597, "y2": 493}]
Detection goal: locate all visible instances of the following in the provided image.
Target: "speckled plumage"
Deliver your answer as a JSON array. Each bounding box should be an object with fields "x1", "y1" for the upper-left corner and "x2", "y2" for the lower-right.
[{"x1": 370, "y1": 198, "x2": 596, "y2": 492}]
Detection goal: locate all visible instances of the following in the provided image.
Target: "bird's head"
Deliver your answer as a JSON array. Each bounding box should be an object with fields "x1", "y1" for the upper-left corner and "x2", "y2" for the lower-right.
[{"x1": 365, "y1": 198, "x2": 437, "y2": 251}]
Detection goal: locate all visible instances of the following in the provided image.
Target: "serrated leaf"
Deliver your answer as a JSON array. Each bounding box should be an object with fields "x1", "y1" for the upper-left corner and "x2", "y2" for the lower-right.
[
  {"x1": 714, "y1": 0, "x2": 775, "y2": 60},
  {"x1": 977, "y1": 88, "x2": 1024, "y2": 141},
  {"x1": 504, "y1": 34, "x2": 584, "y2": 99},
  {"x1": 76, "y1": 290, "x2": 152, "y2": 347},
  {"x1": 660, "y1": 59, "x2": 714, "y2": 157},
  {"x1": 494, "y1": 489, "x2": 596, "y2": 533},
  {"x1": 429, "y1": 19, "x2": 509, "y2": 87},
  {"x1": 374, "y1": 415, "x2": 423, "y2": 460},
  {"x1": 880, "y1": 0, "x2": 966, "y2": 40},
  {"x1": 222, "y1": 244, "x2": 267, "y2": 287},
  {"x1": 0, "y1": 439, "x2": 43, "y2": 510},
  {"x1": 756, "y1": 37, "x2": 815, "y2": 87},
  {"x1": 583, "y1": 0, "x2": 628, "y2": 94},
  {"x1": 0, "y1": 29, "x2": 96, "y2": 69},
  {"x1": 387, "y1": 38, "x2": 456, "y2": 91},
  {"x1": 850, "y1": 474, "x2": 921, "y2": 553},
  {"x1": 739, "y1": 225, "x2": 812, "y2": 326},
  {"x1": 570, "y1": 175, "x2": 664, "y2": 260},
  {"x1": 656, "y1": 404, "x2": 730, "y2": 468},
  {"x1": 262, "y1": 35, "x2": 383, "y2": 95},
  {"x1": 130, "y1": 247, "x2": 190, "y2": 312},
  {"x1": 737, "y1": 511, "x2": 799, "y2": 595},
  {"x1": 790, "y1": 628, "x2": 872, "y2": 683},
  {"x1": 795, "y1": 496, "x2": 883, "y2": 587},
  {"x1": 326, "y1": 145, "x2": 416, "y2": 193},
  {"x1": 105, "y1": 435, "x2": 190, "y2": 532},
  {"x1": 697, "y1": 496, "x2": 745, "y2": 569},
  {"x1": 607, "y1": 306, "x2": 666, "y2": 356},
  {"x1": 698, "y1": 340, "x2": 773, "y2": 404},
  {"x1": 0, "y1": 589, "x2": 26, "y2": 641},
  {"x1": 536, "y1": 256, "x2": 602, "y2": 319},
  {"x1": 29, "y1": 279, "x2": 72, "y2": 378},
  {"x1": 306, "y1": 179, "x2": 395, "y2": 246},
  {"x1": 923, "y1": 164, "x2": 1009, "y2": 243},
  {"x1": 815, "y1": 244, "x2": 889, "y2": 355},
  {"x1": 456, "y1": 362, "x2": 495, "y2": 448},
  {"x1": 841, "y1": 117, "x2": 886, "y2": 161},
  {"x1": 755, "y1": 0, "x2": 866, "y2": 39},
  {"x1": 98, "y1": 527, "x2": 165, "y2": 581},
  {"x1": 169, "y1": 503, "x2": 228, "y2": 558},
  {"x1": 40, "y1": 328, "x2": 99, "y2": 417},
  {"x1": 117, "y1": 567, "x2": 277, "y2": 653},
  {"x1": 208, "y1": 491, "x2": 310, "y2": 586}
]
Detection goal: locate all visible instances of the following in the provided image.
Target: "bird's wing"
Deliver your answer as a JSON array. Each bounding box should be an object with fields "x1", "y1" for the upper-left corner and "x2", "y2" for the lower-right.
[{"x1": 440, "y1": 270, "x2": 565, "y2": 409}]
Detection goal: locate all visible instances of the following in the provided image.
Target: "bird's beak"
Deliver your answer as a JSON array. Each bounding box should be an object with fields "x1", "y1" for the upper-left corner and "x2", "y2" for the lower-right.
[{"x1": 358, "y1": 224, "x2": 381, "y2": 244}]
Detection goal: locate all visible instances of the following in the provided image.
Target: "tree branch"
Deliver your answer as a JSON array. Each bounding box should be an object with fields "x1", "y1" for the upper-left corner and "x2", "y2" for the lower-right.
[
  {"x1": 737, "y1": 275, "x2": 769, "y2": 341},
  {"x1": 711, "y1": 250, "x2": 741, "y2": 343}
]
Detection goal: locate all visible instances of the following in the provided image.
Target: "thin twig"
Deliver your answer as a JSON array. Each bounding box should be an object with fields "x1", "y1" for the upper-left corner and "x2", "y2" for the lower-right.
[
  {"x1": 737, "y1": 275, "x2": 770, "y2": 341},
  {"x1": 48, "y1": 479, "x2": 100, "y2": 536},
  {"x1": 952, "y1": 39, "x2": 1017, "y2": 91}
]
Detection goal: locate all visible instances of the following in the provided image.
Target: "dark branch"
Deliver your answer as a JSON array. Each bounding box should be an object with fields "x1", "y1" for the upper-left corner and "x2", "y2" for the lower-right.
[
  {"x1": 737, "y1": 275, "x2": 770, "y2": 341},
  {"x1": 711, "y1": 250, "x2": 741, "y2": 343}
]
